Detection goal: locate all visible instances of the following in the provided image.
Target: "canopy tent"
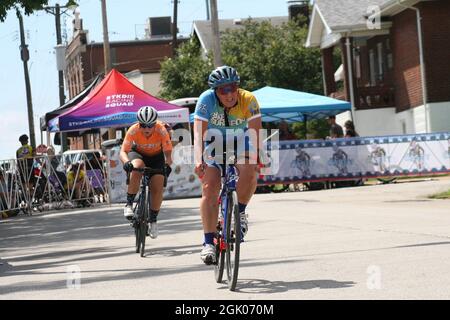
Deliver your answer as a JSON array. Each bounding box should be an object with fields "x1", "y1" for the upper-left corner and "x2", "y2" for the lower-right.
[
  {"x1": 252, "y1": 86, "x2": 351, "y2": 123},
  {"x1": 41, "y1": 74, "x2": 103, "y2": 131},
  {"x1": 48, "y1": 69, "x2": 189, "y2": 132}
]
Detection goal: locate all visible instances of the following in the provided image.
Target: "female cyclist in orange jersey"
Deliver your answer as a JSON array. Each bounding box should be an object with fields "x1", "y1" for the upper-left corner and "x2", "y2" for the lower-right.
[{"x1": 119, "y1": 106, "x2": 173, "y2": 239}]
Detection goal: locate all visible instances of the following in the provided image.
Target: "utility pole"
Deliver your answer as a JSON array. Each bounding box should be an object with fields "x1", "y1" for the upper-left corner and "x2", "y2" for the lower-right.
[
  {"x1": 55, "y1": 4, "x2": 65, "y2": 106},
  {"x1": 44, "y1": 2, "x2": 73, "y2": 106},
  {"x1": 101, "y1": 0, "x2": 112, "y2": 75},
  {"x1": 205, "y1": 0, "x2": 210, "y2": 20},
  {"x1": 172, "y1": 0, "x2": 179, "y2": 56},
  {"x1": 210, "y1": 0, "x2": 222, "y2": 66},
  {"x1": 101, "y1": 0, "x2": 114, "y2": 140},
  {"x1": 17, "y1": 10, "x2": 36, "y2": 150},
  {"x1": 44, "y1": 1, "x2": 78, "y2": 151}
]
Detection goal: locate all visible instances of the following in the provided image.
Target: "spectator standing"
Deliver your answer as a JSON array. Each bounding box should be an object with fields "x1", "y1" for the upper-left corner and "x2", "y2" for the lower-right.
[
  {"x1": 16, "y1": 134, "x2": 35, "y2": 192},
  {"x1": 327, "y1": 115, "x2": 344, "y2": 139},
  {"x1": 279, "y1": 121, "x2": 297, "y2": 140},
  {"x1": 344, "y1": 120, "x2": 359, "y2": 138}
]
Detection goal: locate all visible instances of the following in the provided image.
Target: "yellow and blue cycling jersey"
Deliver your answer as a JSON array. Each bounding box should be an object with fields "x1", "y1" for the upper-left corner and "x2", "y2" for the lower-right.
[
  {"x1": 193, "y1": 88, "x2": 261, "y2": 134},
  {"x1": 16, "y1": 144, "x2": 33, "y2": 159}
]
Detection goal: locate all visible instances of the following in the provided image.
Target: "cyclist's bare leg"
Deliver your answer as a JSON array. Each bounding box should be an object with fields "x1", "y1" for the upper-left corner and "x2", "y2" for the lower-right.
[
  {"x1": 200, "y1": 166, "x2": 221, "y2": 233},
  {"x1": 235, "y1": 163, "x2": 257, "y2": 205},
  {"x1": 127, "y1": 159, "x2": 144, "y2": 194},
  {"x1": 149, "y1": 174, "x2": 164, "y2": 211}
]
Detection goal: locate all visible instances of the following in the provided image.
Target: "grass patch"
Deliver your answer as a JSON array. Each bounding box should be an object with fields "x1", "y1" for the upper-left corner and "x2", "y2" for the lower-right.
[{"x1": 429, "y1": 189, "x2": 450, "y2": 199}]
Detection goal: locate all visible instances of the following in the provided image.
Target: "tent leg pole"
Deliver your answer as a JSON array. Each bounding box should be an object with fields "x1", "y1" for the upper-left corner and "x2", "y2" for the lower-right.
[{"x1": 304, "y1": 115, "x2": 307, "y2": 139}]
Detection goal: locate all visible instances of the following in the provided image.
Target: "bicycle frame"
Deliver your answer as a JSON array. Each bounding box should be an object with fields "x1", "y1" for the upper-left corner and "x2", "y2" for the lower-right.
[
  {"x1": 218, "y1": 163, "x2": 239, "y2": 250},
  {"x1": 126, "y1": 166, "x2": 165, "y2": 257},
  {"x1": 129, "y1": 167, "x2": 165, "y2": 219}
]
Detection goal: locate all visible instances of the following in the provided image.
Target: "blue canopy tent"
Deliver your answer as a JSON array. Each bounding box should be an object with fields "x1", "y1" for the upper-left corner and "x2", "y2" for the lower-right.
[
  {"x1": 252, "y1": 86, "x2": 351, "y2": 123},
  {"x1": 252, "y1": 86, "x2": 352, "y2": 139}
]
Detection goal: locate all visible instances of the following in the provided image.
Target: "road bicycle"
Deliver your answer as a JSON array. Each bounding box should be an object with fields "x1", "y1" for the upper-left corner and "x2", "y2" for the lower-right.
[
  {"x1": 126, "y1": 166, "x2": 166, "y2": 257},
  {"x1": 213, "y1": 153, "x2": 241, "y2": 291}
]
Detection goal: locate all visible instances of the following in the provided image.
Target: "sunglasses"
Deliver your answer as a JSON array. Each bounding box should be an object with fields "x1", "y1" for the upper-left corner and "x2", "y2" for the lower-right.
[
  {"x1": 217, "y1": 83, "x2": 238, "y2": 95},
  {"x1": 140, "y1": 123, "x2": 155, "y2": 129}
]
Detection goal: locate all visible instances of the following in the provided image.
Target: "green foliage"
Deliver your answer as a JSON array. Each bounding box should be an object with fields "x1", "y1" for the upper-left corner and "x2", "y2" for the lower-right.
[
  {"x1": 291, "y1": 118, "x2": 330, "y2": 140},
  {"x1": 221, "y1": 19, "x2": 323, "y2": 94},
  {"x1": 159, "y1": 18, "x2": 325, "y2": 100},
  {"x1": 429, "y1": 189, "x2": 450, "y2": 200},
  {"x1": 0, "y1": 0, "x2": 48, "y2": 21},
  {"x1": 263, "y1": 118, "x2": 330, "y2": 141},
  {"x1": 159, "y1": 38, "x2": 213, "y2": 101},
  {"x1": 159, "y1": 18, "x2": 329, "y2": 138}
]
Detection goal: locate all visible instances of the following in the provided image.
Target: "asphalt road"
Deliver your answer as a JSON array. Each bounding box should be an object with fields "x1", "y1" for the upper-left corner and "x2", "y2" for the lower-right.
[{"x1": 1, "y1": 177, "x2": 450, "y2": 300}]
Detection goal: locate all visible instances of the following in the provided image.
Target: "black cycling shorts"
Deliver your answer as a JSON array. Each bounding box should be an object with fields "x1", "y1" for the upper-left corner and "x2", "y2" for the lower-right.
[{"x1": 128, "y1": 151, "x2": 165, "y2": 177}]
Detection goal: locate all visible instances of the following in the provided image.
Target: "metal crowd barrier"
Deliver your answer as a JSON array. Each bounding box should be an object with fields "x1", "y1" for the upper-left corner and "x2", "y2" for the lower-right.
[{"x1": 1, "y1": 151, "x2": 109, "y2": 218}]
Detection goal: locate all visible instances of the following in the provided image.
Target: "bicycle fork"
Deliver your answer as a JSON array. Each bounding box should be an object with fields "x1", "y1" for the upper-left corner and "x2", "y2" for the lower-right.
[{"x1": 216, "y1": 194, "x2": 228, "y2": 252}]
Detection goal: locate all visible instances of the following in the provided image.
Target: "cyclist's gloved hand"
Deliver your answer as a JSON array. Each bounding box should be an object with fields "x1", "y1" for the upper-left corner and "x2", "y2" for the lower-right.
[
  {"x1": 123, "y1": 161, "x2": 134, "y2": 173},
  {"x1": 165, "y1": 164, "x2": 172, "y2": 177}
]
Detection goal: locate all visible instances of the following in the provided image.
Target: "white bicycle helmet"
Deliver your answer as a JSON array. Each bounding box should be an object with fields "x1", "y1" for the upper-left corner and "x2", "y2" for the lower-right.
[{"x1": 137, "y1": 106, "x2": 158, "y2": 126}]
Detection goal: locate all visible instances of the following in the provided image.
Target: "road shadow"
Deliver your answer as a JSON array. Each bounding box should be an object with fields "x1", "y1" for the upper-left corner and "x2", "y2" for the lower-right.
[
  {"x1": 217, "y1": 278, "x2": 356, "y2": 294},
  {"x1": 0, "y1": 204, "x2": 203, "y2": 252}
]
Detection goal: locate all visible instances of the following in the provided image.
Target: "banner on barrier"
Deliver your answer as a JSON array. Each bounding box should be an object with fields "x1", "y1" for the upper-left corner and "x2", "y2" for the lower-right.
[
  {"x1": 106, "y1": 146, "x2": 202, "y2": 203},
  {"x1": 260, "y1": 132, "x2": 450, "y2": 184},
  {"x1": 105, "y1": 132, "x2": 450, "y2": 202}
]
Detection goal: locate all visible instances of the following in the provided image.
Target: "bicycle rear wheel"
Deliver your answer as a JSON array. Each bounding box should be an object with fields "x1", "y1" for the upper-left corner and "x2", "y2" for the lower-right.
[{"x1": 225, "y1": 190, "x2": 240, "y2": 291}]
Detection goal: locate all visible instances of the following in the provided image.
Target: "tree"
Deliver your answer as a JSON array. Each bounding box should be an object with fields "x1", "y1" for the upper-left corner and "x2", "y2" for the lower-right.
[
  {"x1": 0, "y1": 0, "x2": 48, "y2": 22},
  {"x1": 159, "y1": 37, "x2": 213, "y2": 101},
  {"x1": 160, "y1": 18, "x2": 325, "y2": 100},
  {"x1": 159, "y1": 18, "x2": 335, "y2": 139},
  {"x1": 221, "y1": 19, "x2": 324, "y2": 94}
]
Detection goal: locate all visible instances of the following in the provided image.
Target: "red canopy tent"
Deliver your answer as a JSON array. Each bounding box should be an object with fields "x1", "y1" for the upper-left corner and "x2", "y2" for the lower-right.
[{"x1": 48, "y1": 69, "x2": 189, "y2": 132}]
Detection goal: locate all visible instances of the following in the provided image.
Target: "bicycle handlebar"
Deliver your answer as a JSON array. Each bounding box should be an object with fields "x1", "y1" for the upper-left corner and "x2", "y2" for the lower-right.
[{"x1": 125, "y1": 166, "x2": 171, "y2": 185}]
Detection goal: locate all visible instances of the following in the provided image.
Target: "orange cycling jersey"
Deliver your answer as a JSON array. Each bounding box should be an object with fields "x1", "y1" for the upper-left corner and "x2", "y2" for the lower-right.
[{"x1": 122, "y1": 121, "x2": 173, "y2": 157}]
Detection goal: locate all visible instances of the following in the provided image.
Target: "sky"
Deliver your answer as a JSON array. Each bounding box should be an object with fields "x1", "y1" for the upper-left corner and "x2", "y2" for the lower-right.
[{"x1": 0, "y1": 0, "x2": 292, "y2": 160}]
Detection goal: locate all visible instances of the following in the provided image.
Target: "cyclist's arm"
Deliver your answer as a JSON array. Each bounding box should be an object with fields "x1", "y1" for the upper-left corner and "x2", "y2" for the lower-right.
[
  {"x1": 194, "y1": 118, "x2": 208, "y2": 165},
  {"x1": 119, "y1": 137, "x2": 132, "y2": 164},
  {"x1": 248, "y1": 116, "x2": 262, "y2": 163},
  {"x1": 160, "y1": 124, "x2": 173, "y2": 166}
]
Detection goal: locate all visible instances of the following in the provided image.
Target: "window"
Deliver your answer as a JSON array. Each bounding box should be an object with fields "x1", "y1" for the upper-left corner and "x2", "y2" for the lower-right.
[
  {"x1": 354, "y1": 47, "x2": 361, "y2": 79},
  {"x1": 377, "y1": 42, "x2": 384, "y2": 81},
  {"x1": 386, "y1": 39, "x2": 393, "y2": 70},
  {"x1": 369, "y1": 49, "x2": 377, "y2": 86}
]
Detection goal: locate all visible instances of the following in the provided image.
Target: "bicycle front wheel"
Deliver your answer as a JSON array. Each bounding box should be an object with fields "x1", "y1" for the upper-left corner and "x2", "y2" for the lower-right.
[
  {"x1": 225, "y1": 190, "x2": 241, "y2": 291},
  {"x1": 135, "y1": 222, "x2": 141, "y2": 253},
  {"x1": 214, "y1": 208, "x2": 225, "y2": 283},
  {"x1": 139, "y1": 186, "x2": 149, "y2": 257}
]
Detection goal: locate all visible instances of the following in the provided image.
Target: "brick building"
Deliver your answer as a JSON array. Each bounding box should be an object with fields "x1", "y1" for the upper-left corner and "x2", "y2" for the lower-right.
[
  {"x1": 63, "y1": 13, "x2": 186, "y2": 150},
  {"x1": 306, "y1": 0, "x2": 450, "y2": 136}
]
